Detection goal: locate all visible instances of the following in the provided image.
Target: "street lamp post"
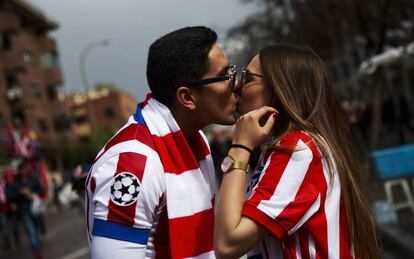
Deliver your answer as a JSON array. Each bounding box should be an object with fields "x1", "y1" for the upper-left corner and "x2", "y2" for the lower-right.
[{"x1": 79, "y1": 39, "x2": 110, "y2": 132}]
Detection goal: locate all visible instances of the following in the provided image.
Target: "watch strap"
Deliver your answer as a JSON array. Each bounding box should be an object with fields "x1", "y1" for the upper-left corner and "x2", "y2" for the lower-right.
[{"x1": 230, "y1": 159, "x2": 249, "y2": 173}]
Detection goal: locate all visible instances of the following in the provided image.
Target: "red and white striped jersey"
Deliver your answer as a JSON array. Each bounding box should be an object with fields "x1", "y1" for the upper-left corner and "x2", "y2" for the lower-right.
[
  {"x1": 242, "y1": 131, "x2": 353, "y2": 259},
  {"x1": 86, "y1": 114, "x2": 172, "y2": 258},
  {"x1": 86, "y1": 97, "x2": 217, "y2": 259}
]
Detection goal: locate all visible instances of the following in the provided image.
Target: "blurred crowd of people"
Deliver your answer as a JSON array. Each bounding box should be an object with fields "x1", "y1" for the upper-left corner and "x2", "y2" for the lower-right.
[
  {"x1": 0, "y1": 126, "x2": 50, "y2": 259},
  {"x1": 0, "y1": 126, "x2": 93, "y2": 259}
]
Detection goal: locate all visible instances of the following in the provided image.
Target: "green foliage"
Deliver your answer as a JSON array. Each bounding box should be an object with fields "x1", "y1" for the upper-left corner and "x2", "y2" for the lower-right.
[{"x1": 45, "y1": 125, "x2": 116, "y2": 170}]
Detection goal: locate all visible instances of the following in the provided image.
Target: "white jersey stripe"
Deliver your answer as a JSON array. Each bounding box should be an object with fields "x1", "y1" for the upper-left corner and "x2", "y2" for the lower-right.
[
  {"x1": 295, "y1": 233, "x2": 302, "y2": 259},
  {"x1": 134, "y1": 153, "x2": 164, "y2": 228},
  {"x1": 199, "y1": 155, "x2": 216, "y2": 199},
  {"x1": 142, "y1": 98, "x2": 180, "y2": 136},
  {"x1": 164, "y1": 159, "x2": 214, "y2": 218},
  {"x1": 322, "y1": 158, "x2": 341, "y2": 259},
  {"x1": 309, "y1": 233, "x2": 316, "y2": 259},
  {"x1": 93, "y1": 155, "x2": 120, "y2": 220},
  {"x1": 94, "y1": 139, "x2": 158, "y2": 171},
  {"x1": 258, "y1": 139, "x2": 313, "y2": 219},
  {"x1": 188, "y1": 250, "x2": 216, "y2": 259}
]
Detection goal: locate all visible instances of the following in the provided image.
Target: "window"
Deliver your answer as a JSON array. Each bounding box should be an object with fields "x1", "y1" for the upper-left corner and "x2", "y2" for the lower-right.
[
  {"x1": 41, "y1": 51, "x2": 59, "y2": 69},
  {"x1": 31, "y1": 84, "x2": 41, "y2": 98},
  {"x1": 23, "y1": 51, "x2": 35, "y2": 64},
  {"x1": 19, "y1": 16, "x2": 29, "y2": 30},
  {"x1": 0, "y1": 31, "x2": 12, "y2": 51},
  {"x1": 47, "y1": 85, "x2": 57, "y2": 101},
  {"x1": 74, "y1": 115, "x2": 88, "y2": 124},
  {"x1": 12, "y1": 110, "x2": 25, "y2": 127},
  {"x1": 5, "y1": 72, "x2": 22, "y2": 101},
  {"x1": 37, "y1": 119, "x2": 49, "y2": 132},
  {"x1": 104, "y1": 107, "x2": 115, "y2": 119},
  {"x1": 5, "y1": 72, "x2": 18, "y2": 89},
  {"x1": 53, "y1": 114, "x2": 71, "y2": 132}
]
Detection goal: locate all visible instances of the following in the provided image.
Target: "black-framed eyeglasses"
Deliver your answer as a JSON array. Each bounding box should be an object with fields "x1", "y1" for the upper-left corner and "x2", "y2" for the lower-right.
[
  {"x1": 240, "y1": 68, "x2": 265, "y2": 86},
  {"x1": 185, "y1": 64, "x2": 237, "y2": 91}
]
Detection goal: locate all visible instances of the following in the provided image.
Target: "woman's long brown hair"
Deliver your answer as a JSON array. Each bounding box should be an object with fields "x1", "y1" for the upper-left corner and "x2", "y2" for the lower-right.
[{"x1": 259, "y1": 44, "x2": 380, "y2": 259}]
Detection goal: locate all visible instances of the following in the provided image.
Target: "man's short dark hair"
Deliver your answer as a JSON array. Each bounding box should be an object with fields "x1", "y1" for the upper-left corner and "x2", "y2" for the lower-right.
[{"x1": 146, "y1": 26, "x2": 217, "y2": 107}]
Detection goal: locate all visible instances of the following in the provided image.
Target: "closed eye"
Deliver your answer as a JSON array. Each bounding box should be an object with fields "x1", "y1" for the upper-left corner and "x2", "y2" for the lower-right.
[
  {"x1": 217, "y1": 65, "x2": 231, "y2": 77},
  {"x1": 245, "y1": 72, "x2": 254, "y2": 83}
]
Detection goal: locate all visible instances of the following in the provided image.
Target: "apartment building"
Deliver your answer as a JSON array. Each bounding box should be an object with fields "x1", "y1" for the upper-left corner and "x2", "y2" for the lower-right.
[{"x1": 0, "y1": 0, "x2": 71, "y2": 147}]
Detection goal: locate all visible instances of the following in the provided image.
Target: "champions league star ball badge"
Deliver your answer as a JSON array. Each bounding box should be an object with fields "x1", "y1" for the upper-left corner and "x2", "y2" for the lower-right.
[{"x1": 110, "y1": 172, "x2": 140, "y2": 206}]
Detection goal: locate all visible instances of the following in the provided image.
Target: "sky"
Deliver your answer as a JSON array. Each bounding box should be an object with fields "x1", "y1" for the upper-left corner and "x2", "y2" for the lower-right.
[{"x1": 25, "y1": 0, "x2": 256, "y2": 101}]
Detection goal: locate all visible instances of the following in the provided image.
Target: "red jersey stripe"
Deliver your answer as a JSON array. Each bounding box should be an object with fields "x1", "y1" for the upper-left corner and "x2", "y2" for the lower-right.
[
  {"x1": 248, "y1": 150, "x2": 293, "y2": 208},
  {"x1": 187, "y1": 133, "x2": 210, "y2": 162},
  {"x1": 107, "y1": 152, "x2": 147, "y2": 226},
  {"x1": 153, "y1": 196, "x2": 171, "y2": 259},
  {"x1": 168, "y1": 208, "x2": 214, "y2": 258},
  {"x1": 96, "y1": 123, "x2": 155, "y2": 162},
  {"x1": 152, "y1": 132, "x2": 209, "y2": 175},
  {"x1": 299, "y1": 229, "x2": 310, "y2": 259}
]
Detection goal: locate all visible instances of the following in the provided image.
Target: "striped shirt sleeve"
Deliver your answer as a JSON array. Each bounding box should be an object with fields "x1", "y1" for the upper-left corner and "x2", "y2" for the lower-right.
[
  {"x1": 242, "y1": 134, "x2": 321, "y2": 239},
  {"x1": 86, "y1": 121, "x2": 166, "y2": 247}
]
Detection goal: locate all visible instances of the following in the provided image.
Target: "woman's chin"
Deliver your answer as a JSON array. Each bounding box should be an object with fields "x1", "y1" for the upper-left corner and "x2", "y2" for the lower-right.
[{"x1": 237, "y1": 105, "x2": 254, "y2": 116}]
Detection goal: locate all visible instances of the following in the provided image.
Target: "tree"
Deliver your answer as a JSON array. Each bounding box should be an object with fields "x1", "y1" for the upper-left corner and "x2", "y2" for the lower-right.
[
  {"x1": 228, "y1": 0, "x2": 414, "y2": 61},
  {"x1": 227, "y1": 0, "x2": 414, "y2": 149}
]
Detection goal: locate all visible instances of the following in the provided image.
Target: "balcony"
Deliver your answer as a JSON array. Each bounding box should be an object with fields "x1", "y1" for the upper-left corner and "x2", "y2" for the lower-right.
[
  {"x1": 0, "y1": 12, "x2": 19, "y2": 31},
  {"x1": 74, "y1": 123, "x2": 91, "y2": 137},
  {"x1": 6, "y1": 86, "x2": 23, "y2": 101}
]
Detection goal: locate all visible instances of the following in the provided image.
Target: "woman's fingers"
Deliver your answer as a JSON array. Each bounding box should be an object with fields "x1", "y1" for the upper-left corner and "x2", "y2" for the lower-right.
[
  {"x1": 238, "y1": 106, "x2": 275, "y2": 121},
  {"x1": 262, "y1": 110, "x2": 278, "y2": 134},
  {"x1": 233, "y1": 106, "x2": 278, "y2": 149},
  {"x1": 253, "y1": 106, "x2": 277, "y2": 119}
]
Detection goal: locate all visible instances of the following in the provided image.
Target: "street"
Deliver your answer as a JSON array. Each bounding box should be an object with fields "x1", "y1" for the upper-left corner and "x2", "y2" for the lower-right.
[{"x1": 0, "y1": 206, "x2": 90, "y2": 259}]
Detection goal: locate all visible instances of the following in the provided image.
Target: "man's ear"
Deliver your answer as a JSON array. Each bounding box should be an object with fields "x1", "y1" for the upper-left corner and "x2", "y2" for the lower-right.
[{"x1": 176, "y1": 86, "x2": 197, "y2": 110}]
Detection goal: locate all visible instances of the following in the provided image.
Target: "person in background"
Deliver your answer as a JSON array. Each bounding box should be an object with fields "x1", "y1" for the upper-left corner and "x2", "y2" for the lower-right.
[
  {"x1": 7, "y1": 161, "x2": 44, "y2": 259},
  {"x1": 3, "y1": 165, "x2": 21, "y2": 249},
  {"x1": 0, "y1": 171, "x2": 11, "y2": 250}
]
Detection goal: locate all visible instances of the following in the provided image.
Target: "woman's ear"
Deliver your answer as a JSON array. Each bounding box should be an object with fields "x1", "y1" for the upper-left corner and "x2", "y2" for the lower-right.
[{"x1": 175, "y1": 86, "x2": 197, "y2": 110}]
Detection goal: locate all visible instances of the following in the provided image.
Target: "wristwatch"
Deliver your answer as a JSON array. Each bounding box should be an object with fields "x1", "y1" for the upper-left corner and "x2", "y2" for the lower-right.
[{"x1": 220, "y1": 155, "x2": 250, "y2": 173}]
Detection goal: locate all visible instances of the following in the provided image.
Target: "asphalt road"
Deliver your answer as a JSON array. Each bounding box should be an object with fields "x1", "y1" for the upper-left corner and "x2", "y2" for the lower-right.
[{"x1": 0, "y1": 205, "x2": 90, "y2": 259}]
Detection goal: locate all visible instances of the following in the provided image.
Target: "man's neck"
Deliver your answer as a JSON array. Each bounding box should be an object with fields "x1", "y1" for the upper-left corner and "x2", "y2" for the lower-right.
[{"x1": 170, "y1": 107, "x2": 203, "y2": 137}]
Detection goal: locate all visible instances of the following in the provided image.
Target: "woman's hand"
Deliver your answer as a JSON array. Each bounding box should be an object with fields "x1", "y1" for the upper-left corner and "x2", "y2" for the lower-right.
[{"x1": 232, "y1": 106, "x2": 278, "y2": 150}]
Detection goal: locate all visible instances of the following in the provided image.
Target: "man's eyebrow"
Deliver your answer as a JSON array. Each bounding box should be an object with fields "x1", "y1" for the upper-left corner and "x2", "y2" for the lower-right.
[{"x1": 217, "y1": 64, "x2": 231, "y2": 76}]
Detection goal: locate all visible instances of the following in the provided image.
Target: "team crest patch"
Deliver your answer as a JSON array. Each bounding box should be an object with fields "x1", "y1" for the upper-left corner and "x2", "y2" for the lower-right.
[{"x1": 110, "y1": 172, "x2": 140, "y2": 206}]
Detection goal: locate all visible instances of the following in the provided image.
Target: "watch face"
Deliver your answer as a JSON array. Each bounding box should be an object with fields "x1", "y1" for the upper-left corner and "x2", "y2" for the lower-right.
[{"x1": 221, "y1": 156, "x2": 234, "y2": 173}]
